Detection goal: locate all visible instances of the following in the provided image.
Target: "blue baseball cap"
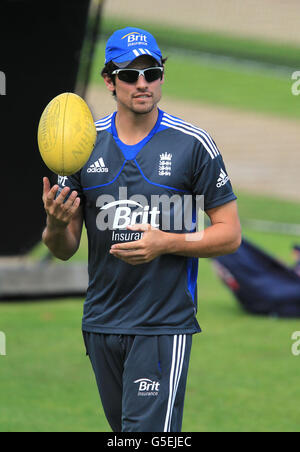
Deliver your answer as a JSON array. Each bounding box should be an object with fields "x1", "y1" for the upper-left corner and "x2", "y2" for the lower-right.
[{"x1": 105, "y1": 27, "x2": 162, "y2": 68}]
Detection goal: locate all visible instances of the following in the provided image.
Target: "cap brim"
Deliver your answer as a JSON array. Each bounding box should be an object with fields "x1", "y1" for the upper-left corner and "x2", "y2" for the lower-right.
[{"x1": 111, "y1": 49, "x2": 162, "y2": 68}]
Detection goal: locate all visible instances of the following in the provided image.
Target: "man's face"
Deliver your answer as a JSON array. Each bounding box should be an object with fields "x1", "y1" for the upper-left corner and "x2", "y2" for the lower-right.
[{"x1": 106, "y1": 55, "x2": 164, "y2": 115}]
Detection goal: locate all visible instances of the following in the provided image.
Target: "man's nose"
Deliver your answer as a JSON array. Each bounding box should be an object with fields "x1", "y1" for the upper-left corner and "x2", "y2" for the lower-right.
[{"x1": 136, "y1": 74, "x2": 148, "y2": 88}]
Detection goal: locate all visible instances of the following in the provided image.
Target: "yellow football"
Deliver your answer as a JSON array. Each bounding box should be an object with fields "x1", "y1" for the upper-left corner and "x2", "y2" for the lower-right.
[{"x1": 37, "y1": 92, "x2": 96, "y2": 176}]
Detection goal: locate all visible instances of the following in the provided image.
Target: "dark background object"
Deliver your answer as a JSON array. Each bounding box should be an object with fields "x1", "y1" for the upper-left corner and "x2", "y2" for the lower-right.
[
  {"x1": 77, "y1": 0, "x2": 104, "y2": 99},
  {"x1": 213, "y1": 239, "x2": 300, "y2": 318},
  {"x1": 0, "y1": 0, "x2": 91, "y2": 255}
]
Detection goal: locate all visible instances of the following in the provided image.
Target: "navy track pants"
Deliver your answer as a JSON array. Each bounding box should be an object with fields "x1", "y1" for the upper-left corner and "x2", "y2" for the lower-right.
[{"x1": 82, "y1": 332, "x2": 192, "y2": 432}]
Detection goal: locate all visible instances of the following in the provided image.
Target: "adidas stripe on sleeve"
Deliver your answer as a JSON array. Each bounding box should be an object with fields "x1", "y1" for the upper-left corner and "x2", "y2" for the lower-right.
[
  {"x1": 161, "y1": 113, "x2": 220, "y2": 160},
  {"x1": 189, "y1": 129, "x2": 237, "y2": 210},
  {"x1": 160, "y1": 113, "x2": 236, "y2": 209}
]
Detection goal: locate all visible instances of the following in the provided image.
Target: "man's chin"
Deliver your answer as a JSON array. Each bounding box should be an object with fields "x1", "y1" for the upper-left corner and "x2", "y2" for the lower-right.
[{"x1": 132, "y1": 103, "x2": 156, "y2": 115}]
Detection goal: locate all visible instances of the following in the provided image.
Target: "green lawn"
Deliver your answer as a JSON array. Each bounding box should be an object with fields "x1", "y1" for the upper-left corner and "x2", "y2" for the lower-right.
[
  {"x1": 1, "y1": 191, "x2": 300, "y2": 432},
  {"x1": 188, "y1": 253, "x2": 300, "y2": 432},
  {"x1": 163, "y1": 59, "x2": 298, "y2": 119}
]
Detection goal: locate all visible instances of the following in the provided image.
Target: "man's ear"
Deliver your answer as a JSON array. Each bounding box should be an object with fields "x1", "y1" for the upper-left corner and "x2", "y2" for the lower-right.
[{"x1": 103, "y1": 74, "x2": 115, "y2": 93}]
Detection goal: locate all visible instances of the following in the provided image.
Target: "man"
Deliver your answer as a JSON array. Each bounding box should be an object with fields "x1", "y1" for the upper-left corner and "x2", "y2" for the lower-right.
[{"x1": 42, "y1": 27, "x2": 241, "y2": 432}]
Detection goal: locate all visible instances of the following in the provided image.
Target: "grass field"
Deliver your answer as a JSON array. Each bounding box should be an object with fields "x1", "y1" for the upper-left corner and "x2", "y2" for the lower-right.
[{"x1": 1, "y1": 191, "x2": 300, "y2": 432}]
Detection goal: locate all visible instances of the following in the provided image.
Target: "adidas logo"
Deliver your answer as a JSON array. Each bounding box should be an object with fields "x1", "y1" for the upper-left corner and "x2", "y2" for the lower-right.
[
  {"x1": 87, "y1": 157, "x2": 108, "y2": 173},
  {"x1": 216, "y1": 169, "x2": 229, "y2": 188}
]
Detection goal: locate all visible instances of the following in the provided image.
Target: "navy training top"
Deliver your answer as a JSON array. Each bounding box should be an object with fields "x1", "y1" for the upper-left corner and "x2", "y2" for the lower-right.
[{"x1": 57, "y1": 109, "x2": 237, "y2": 335}]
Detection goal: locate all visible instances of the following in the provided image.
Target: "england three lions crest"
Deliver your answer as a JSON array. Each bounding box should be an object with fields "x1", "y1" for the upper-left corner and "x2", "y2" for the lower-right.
[{"x1": 159, "y1": 152, "x2": 172, "y2": 176}]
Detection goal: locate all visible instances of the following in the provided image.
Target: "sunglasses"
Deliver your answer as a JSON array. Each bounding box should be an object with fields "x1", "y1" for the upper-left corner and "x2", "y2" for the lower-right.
[{"x1": 112, "y1": 67, "x2": 163, "y2": 84}]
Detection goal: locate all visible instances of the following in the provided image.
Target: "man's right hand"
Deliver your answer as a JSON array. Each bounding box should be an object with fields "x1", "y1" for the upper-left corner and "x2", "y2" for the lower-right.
[
  {"x1": 42, "y1": 177, "x2": 83, "y2": 260},
  {"x1": 42, "y1": 177, "x2": 81, "y2": 230}
]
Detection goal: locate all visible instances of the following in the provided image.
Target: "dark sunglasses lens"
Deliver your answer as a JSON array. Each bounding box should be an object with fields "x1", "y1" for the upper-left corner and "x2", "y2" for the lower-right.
[
  {"x1": 144, "y1": 68, "x2": 162, "y2": 82},
  {"x1": 117, "y1": 68, "x2": 162, "y2": 83},
  {"x1": 117, "y1": 70, "x2": 139, "y2": 83}
]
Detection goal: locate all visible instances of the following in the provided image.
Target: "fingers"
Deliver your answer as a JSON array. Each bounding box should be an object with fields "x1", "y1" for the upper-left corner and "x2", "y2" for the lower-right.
[
  {"x1": 110, "y1": 246, "x2": 148, "y2": 267},
  {"x1": 62, "y1": 191, "x2": 81, "y2": 217},
  {"x1": 111, "y1": 241, "x2": 142, "y2": 251},
  {"x1": 53, "y1": 186, "x2": 70, "y2": 206},
  {"x1": 42, "y1": 177, "x2": 59, "y2": 206},
  {"x1": 69, "y1": 196, "x2": 81, "y2": 214},
  {"x1": 44, "y1": 184, "x2": 60, "y2": 207},
  {"x1": 55, "y1": 186, "x2": 72, "y2": 206},
  {"x1": 127, "y1": 223, "x2": 152, "y2": 232},
  {"x1": 62, "y1": 189, "x2": 78, "y2": 209},
  {"x1": 43, "y1": 177, "x2": 50, "y2": 197},
  {"x1": 42, "y1": 177, "x2": 80, "y2": 224},
  {"x1": 44, "y1": 184, "x2": 73, "y2": 208},
  {"x1": 110, "y1": 248, "x2": 142, "y2": 256},
  {"x1": 111, "y1": 251, "x2": 148, "y2": 266}
]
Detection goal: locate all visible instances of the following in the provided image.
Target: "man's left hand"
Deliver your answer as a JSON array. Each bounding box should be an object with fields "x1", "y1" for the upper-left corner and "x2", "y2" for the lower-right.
[{"x1": 110, "y1": 224, "x2": 168, "y2": 265}]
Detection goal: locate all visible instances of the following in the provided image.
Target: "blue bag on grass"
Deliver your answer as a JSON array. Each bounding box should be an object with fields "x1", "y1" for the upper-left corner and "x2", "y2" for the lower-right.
[{"x1": 213, "y1": 239, "x2": 300, "y2": 318}]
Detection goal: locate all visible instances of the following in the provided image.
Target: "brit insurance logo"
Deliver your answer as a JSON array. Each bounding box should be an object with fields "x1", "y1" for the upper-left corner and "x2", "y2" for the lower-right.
[
  {"x1": 134, "y1": 378, "x2": 160, "y2": 397},
  {"x1": 95, "y1": 187, "x2": 205, "y2": 243},
  {"x1": 122, "y1": 31, "x2": 148, "y2": 46},
  {"x1": 99, "y1": 199, "x2": 160, "y2": 229},
  {"x1": 121, "y1": 31, "x2": 154, "y2": 58}
]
